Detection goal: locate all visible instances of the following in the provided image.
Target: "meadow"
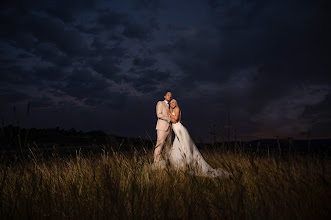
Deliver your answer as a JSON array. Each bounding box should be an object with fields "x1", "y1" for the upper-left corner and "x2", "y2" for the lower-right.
[{"x1": 0, "y1": 144, "x2": 330, "y2": 219}]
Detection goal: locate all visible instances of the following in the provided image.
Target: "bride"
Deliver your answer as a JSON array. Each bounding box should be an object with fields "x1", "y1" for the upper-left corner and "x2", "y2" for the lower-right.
[{"x1": 166, "y1": 99, "x2": 231, "y2": 178}]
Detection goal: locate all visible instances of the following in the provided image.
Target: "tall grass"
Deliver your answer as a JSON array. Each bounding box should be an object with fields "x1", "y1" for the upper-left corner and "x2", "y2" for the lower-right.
[{"x1": 0, "y1": 146, "x2": 329, "y2": 219}]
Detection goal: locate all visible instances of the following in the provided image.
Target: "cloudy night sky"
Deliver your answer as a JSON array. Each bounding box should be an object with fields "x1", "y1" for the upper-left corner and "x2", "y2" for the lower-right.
[{"x1": 0, "y1": 0, "x2": 330, "y2": 142}]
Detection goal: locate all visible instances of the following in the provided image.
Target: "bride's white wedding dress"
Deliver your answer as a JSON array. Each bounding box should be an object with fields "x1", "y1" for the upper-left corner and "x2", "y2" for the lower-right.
[{"x1": 169, "y1": 111, "x2": 231, "y2": 178}]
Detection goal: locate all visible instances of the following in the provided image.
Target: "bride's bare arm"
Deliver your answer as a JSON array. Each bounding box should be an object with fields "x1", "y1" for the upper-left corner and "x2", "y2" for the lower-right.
[{"x1": 166, "y1": 108, "x2": 180, "y2": 121}]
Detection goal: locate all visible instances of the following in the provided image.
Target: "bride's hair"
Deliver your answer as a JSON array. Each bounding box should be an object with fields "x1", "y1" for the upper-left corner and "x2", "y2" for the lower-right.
[
  {"x1": 171, "y1": 98, "x2": 177, "y2": 105},
  {"x1": 171, "y1": 99, "x2": 180, "y2": 110}
]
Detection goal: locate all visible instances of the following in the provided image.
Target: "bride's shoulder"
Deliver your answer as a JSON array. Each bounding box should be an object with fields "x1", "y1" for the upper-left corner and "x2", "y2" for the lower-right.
[{"x1": 175, "y1": 107, "x2": 181, "y2": 114}]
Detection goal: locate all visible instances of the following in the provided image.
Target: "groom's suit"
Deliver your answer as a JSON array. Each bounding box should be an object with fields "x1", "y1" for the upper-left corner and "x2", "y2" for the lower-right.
[{"x1": 154, "y1": 100, "x2": 172, "y2": 162}]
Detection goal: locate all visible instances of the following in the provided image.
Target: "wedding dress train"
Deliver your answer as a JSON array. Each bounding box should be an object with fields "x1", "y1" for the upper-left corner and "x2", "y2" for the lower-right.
[{"x1": 169, "y1": 112, "x2": 231, "y2": 178}]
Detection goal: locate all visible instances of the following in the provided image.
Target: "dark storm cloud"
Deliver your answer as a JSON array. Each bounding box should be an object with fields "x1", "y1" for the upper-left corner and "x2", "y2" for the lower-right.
[
  {"x1": 0, "y1": 0, "x2": 95, "y2": 21},
  {"x1": 46, "y1": 0, "x2": 95, "y2": 22},
  {"x1": 157, "y1": 29, "x2": 227, "y2": 82},
  {"x1": 207, "y1": 0, "x2": 266, "y2": 29},
  {"x1": 33, "y1": 66, "x2": 67, "y2": 81},
  {"x1": 60, "y1": 68, "x2": 109, "y2": 100},
  {"x1": 0, "y1": 43, "x2": 68, "y2": 87},
  {"x1": 0, "y1": 87, "x2": 30, "y2": 103},
  {"x1": 97, "y1": 9, "x2": 157, "y2": 41},
  {"x1": 123, "y1": 54, "x2": 171, "y2": 93},
  {"x1": 54, "y1": 67, "x2": 124, "y2": 108},
  {"x1": 132, "y1": 0, "x2": 164, "y2": 11},
  {"x1": 210, "y1": 0, "x2": 330, "y2": 79},
  {"x1": 153, "y1": 0, "x2": 330, "y2": 139},
  {"x1": 132, "y1": 57, "x2": 157, "y2": 68},
  {"x1": 128, "y1": 67, "x2": 170, "y2": 93},
  {"x1": 0, "y1": 63, "x2": 30, "y2": 85},
  {"x1": 1, "y1": 9, "x2": 89, "y2": 57},
  {"x1": 33, "y1": 42, "x2": 72, "y2": 66},
  {"x1": 92, "y1": 59, "x2": 121, "y2": 79},
  {"x1": 122, "y1": 20, "x2": 151, "y2": 40},
  {"x1": 89, "y1": 46, "x2": 127, "y2": 80},
  {"x1": 29, "y1": 15, "x2": 89, "y2": 56},
  {"x1": 1, "y1": 2, "x2": 132, "y2": 107},
  {"x1": 158, "y1": 0, "x2": 330, "y2": 86},
  {"x1": 17, "y1": 53, "x2": 33, "y2": 59},
  {"x1": 97, "y1": 10, "x2": 128, "y2": 29},
  {"x1": 29, "y1": 95, "x2": 54, "y2": 108},
  {"x1": 0, "y1": 0, "x2": 330, "y2": 140}
]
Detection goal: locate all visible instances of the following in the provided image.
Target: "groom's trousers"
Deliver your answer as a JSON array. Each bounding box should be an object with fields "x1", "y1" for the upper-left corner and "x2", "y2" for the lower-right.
[{"x1": 154, "y1": 126, "x2": 172, "y2": 162}]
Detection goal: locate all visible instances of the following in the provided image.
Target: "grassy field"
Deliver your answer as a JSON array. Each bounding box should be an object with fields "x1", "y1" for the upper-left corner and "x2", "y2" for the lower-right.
[{"x1": 0, "y1": 146, "x2": 330, "y2": 219}]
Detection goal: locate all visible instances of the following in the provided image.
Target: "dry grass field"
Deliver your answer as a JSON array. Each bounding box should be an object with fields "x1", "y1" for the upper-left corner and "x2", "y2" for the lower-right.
[{"x1": 0, "y1": 145, "x2": 330, "y2": 219}]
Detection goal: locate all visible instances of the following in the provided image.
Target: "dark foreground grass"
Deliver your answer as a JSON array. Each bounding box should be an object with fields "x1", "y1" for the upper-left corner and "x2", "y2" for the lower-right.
[{"x1": 0, "y1": 147, "x2": 330, "y2": 219}]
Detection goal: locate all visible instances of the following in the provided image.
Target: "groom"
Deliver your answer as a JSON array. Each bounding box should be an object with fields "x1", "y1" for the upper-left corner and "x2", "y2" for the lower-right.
[{"x1": 153, "y1": 91, "x2": 177, "y2": 167}]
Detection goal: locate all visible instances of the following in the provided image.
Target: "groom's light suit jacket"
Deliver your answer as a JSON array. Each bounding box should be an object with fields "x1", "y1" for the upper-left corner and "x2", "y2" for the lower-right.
[{"x1": 156, "y1": 101, "x2": 171, "y2": 131}]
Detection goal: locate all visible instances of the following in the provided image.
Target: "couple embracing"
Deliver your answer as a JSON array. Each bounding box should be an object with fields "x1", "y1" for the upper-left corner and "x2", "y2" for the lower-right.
[{"x1": 153, "y1": 91, "x2": 231, "y2": 178}]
